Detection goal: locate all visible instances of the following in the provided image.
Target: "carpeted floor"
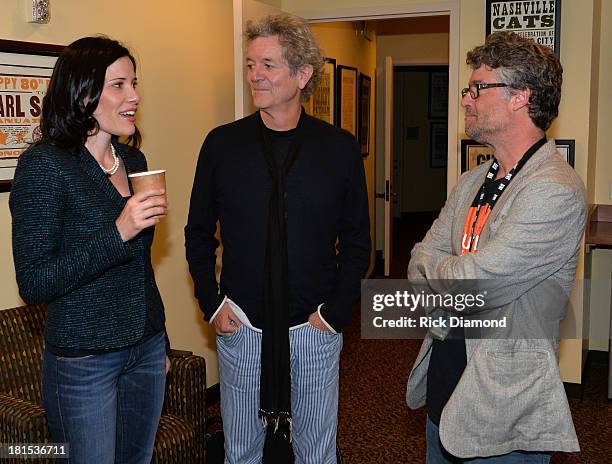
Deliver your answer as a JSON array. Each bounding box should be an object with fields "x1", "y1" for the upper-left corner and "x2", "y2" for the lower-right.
[
  {"x1": 336, "y1": 308, "x2": 612, "y2": 463},
  {"x1": 337, "y1": 317, "x2": 426, "y2": 462},
  {"x1": 208, "y1": 214, "x2": 612, "y2": 463}
]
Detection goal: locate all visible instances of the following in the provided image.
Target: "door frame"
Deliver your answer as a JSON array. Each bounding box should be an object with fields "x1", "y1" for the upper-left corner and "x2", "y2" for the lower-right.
[
  {"x1": 295, "y1": 1, "x2": 460, "y2": 196},
  {"x1": 295, "y1": 1, "x2": 460, "y2": 277},
  {"x1": 392, "y1": 63, "x2": 449, "y2": 216},
  {"x1": 383, "y1": 56, "x2": 393, "y2": 276},
  {"x1": 233, "y1": 0, "x2": 282, "y2": 119}
]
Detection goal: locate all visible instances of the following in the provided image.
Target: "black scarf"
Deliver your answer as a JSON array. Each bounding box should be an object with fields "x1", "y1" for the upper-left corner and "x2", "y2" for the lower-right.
[{"x1": 258, "y1": 109, "x2": 306, "y2": 463}]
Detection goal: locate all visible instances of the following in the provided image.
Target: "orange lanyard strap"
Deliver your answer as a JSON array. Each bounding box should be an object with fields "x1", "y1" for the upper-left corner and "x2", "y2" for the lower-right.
[
  {"x1": 461, "y1": 160, "x2": 506, "y2": 255},
  {"x1": 460, "y1": 136, "x2": 546, "y2": 255}
]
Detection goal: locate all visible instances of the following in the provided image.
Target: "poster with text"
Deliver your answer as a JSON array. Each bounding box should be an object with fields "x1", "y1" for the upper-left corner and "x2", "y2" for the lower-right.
[
  {"x1": 337, "y1": 65, "x2": 357, "y2": 136},
  {"x1": 315, "y1": 59, "x2": 336, "y2": 124},
  {"x1": 1, "y1": 51, "x2": 56, "y2": 181},
  {"x1": 486, "y1": 0, "x2": 561, "y2": 56}
]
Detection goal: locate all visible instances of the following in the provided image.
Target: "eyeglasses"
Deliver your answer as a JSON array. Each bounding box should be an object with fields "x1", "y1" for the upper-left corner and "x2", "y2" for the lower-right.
[{"x1": 461, "y1": 83, "x2": 508, "y2": 99}]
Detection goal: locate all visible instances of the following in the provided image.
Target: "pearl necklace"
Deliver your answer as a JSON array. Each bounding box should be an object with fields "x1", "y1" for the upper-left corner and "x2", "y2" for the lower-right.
[{"x1": 99, "y1": 144, "x2": 119, "y2": 176}]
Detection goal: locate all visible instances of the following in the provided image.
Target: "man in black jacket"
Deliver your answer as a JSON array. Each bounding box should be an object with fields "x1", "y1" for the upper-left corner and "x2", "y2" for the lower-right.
[{"x1": 185, "y1": 13, "x2": 370, "y2": 464}]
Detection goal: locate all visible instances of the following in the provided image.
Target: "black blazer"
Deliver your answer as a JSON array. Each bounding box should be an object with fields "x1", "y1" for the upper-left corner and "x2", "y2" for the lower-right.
[
  {"x1": 10, "y1": 141, "x2": 165, "y2": 350},
  {"x1": 185, "y1": 111, "x2": 371, "y2": 331}
]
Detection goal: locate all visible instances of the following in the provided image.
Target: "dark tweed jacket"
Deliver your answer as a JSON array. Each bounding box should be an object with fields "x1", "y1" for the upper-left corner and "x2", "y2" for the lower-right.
[{"x1": 9, "y1": 141, "x2": 165, "y2": 350}]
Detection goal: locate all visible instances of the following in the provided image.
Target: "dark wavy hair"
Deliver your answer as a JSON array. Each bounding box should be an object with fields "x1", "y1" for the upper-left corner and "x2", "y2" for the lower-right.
[
  {"x1": 245, "y1": 13, "x2": 325, "y2": 101},
  {"x1": 466, "y1": 31, "x2": 562, "y2": 131},
  {"x1": 39, "y1": 36, "x2": 141, "y2": 150}
]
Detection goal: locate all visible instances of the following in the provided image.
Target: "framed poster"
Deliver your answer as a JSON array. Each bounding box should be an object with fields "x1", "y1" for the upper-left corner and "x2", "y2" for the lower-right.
[
  {"x1": 357, "y1": 73, "x2": 371, "y2": 156},
  {"x1": 430, "y1": 121, "x2": 448, "y2": 168},
  {"x1": 461, "y1": 138, "x2": 575, "y2": 173},
  {"x1": 0, "y1": 39, "x2": 63, "y2": 192},
  {"x1": 486, "y1": 0, "x2": 561, "y2": 57},
  {"x1": 304, "y1": 58, "x2": 336, "y2": 125},
  {"x1": 337, "y1": 65, "x2": 358, "y2": 136},
  {"x1": 554, "y1": 139, "x2": 575, "y2": 167},
  {"x1": 428, "y1": 69, "x2": 448, "y2": 119}
]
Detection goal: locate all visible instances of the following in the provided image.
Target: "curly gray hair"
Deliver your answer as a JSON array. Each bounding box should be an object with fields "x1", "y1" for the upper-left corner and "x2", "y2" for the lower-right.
[
  {"x1": 466, "y1": 31, "x2": 562, "y2": 131},
  {"x1": 245, "y1": 13, "x2": 325, "y2": 101}
]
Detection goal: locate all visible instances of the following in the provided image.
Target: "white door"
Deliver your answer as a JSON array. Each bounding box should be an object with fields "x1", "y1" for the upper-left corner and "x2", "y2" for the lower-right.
[
  {"x1": 233, "y1": 0, "x2": 282, "y2": 119},
  {"x1": 384, "y1": 56, "x2": 394, "y2": 277}
]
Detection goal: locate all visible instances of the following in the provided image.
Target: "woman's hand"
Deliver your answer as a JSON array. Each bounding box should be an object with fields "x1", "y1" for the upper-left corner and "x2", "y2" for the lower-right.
[{"x1": 115, "y1": 189, "x2": 168, "y2": 242}]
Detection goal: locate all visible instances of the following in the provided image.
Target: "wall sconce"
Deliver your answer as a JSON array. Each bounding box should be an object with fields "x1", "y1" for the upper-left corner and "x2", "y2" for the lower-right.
[{"x1": 26, "y1": 0, "x2": 51, "y2": 24}]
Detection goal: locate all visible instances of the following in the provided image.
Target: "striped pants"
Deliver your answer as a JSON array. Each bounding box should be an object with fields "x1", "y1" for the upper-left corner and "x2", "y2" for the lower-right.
[{"x1": 217, "y1": 323, "x2": 343, "y2": 464}]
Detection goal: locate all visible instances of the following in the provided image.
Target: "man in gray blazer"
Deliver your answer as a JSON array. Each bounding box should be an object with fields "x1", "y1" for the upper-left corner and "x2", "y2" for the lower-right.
[{"x1": 406, "y1": 32, "x2": 586, "y2": 463}]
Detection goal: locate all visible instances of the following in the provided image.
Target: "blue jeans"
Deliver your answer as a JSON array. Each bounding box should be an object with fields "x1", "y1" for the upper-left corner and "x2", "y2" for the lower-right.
[
  {"x1": 217, "y1": 324, "x2": 343, "y2": 464},
  {"x1": 426, "y1": 416, "x2": 551, "y2": 463},
  {"x1": 42, "y1": 332, "x2": 167, "y2": 464}
]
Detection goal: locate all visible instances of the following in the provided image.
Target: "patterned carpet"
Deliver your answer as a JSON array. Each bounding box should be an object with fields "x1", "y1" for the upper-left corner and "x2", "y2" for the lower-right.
[
  {"x1": 337, "y1": 318, "x2": 426, "y2": 463},
  {"x1": 336, "y1": 311, "x2": 612, "y2": 464}
]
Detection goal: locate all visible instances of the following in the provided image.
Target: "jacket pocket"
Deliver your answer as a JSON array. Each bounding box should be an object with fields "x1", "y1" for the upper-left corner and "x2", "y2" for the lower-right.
[{"x1": 484, "y1": 349, "x2": 553, "y2": 440}]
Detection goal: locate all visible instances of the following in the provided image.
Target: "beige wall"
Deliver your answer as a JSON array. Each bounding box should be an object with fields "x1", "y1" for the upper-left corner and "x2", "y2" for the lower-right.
[
  {"x1": 310, "y1": 22, "x2": 377, "y2": 274},
  {"x1": 0, "y1": 0, "x2": 236, "y2": 386},
  {"x1": 259, "y1": 0, "x2": 283, "y2": 6},
  {"x1": 375, "y1": 32, "x2": 449, "y2": 250},
  {"x1": 376, "y1": 33, "x2": 449, "y2": 71},
  {"x1": 585, "y1": 0, "x2": 601, "y2": 205},
  {"x1": 595, "y1": 0, "x2": 612, "y2": 205}
]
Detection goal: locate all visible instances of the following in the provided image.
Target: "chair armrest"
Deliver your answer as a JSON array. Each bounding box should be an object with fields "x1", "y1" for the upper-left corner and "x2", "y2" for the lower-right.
[
  {"x1": 0, "y1": 394, "x2": 49, "y2": 443},
  {"x1": 168, "y1": 348, "x2": 194, "y2": 358},
  {"x1": 164, "y1": 352, "x2": 207, "y2": 439}
]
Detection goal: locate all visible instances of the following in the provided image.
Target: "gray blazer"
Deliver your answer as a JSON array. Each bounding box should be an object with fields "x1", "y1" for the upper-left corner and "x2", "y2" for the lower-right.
[{"x1": 406, "y1": 139, "x2": 586, "y2": 458}]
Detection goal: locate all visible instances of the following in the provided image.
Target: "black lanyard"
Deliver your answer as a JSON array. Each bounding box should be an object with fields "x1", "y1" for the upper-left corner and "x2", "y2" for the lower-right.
[
  {"x1": 462, "y1": 136, "x2": 546, "y2": 254},
  {"x1": 474, "y1": 136, "x2": 545, "y2": 209}
]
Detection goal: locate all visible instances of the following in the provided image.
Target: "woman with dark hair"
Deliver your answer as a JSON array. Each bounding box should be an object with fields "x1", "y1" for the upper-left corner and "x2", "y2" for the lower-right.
[{"x1": 9, "y1": 36, "x2": 168, "y2": 463}]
